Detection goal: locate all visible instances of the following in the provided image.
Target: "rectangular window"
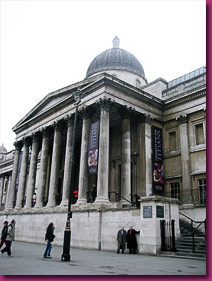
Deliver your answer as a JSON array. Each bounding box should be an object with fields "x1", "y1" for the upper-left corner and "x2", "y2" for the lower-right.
[
  {"x1": 170, "y1": 182, "x2": 180, "y2": 200},
  {"x1": 198, "y1": 178, "x2": 206, "y2": 204},
  {"x1": 195, "y1": 123, "x2": 205, "y2": 145},
  {"x1": 169, "y1": 131, "x2": 176, "y2": 151}
]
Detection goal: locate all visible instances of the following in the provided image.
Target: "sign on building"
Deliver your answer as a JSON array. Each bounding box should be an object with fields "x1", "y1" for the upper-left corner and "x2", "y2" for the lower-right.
[
  {"x1": 88, "y1": 121, "x2": 100, "y2": 175},
  {"x1": 152, "y1": 126, "x2": 164, "y2": 194}
]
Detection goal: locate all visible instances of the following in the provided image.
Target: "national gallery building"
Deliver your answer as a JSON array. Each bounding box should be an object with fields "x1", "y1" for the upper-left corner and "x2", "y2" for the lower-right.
[{"x1": 0, "y1": 37, "x2": 206, "y2": 254}]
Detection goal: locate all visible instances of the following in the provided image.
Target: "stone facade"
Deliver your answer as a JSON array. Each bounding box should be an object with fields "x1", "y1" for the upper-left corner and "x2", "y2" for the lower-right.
[{"x1": 0, "y1": 39, "x2": 206, "y2": 254}]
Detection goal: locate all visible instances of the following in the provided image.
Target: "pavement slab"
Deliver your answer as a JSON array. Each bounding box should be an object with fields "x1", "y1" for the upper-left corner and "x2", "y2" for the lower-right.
[{"x1": 0, "y1": 241, "x2": 206, "y2": 275}]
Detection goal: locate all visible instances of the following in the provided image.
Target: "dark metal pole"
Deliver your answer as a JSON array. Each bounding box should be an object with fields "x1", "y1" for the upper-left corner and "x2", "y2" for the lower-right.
[
  {"x1": 171, "y1": 219, "x2": 177, "y2": 252},
  {"x1": 61, "y1": 105, "x2": 78, "y2": 262},
  {"x1": 160, "y1": 220, "x2": 167, "y2": 251}
]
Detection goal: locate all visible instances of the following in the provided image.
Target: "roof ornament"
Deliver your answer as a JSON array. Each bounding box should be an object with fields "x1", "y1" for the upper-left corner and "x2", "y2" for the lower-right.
[{"x1": 112, "y1": 36, "x2": 120, "y2": 48}]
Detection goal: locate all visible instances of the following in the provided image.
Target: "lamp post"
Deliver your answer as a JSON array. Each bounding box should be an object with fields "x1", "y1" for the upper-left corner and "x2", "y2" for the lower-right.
[{"x1": 61, "y1": 89, "x2": 83, "y2": 262}]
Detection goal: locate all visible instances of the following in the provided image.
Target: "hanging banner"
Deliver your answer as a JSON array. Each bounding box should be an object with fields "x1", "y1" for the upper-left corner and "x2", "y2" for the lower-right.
[
  {"x1": 152, "y1": 126, "x2": 164, "y2": 193},
  {"x1": 88, "y1": 121, "x2": 100, "y2": 175}
]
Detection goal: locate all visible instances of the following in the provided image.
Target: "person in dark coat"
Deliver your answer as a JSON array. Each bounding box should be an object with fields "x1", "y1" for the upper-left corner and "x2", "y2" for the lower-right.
[
  {"x1": 127, "y1": 225, "x2": 140, "y2": 254},
  {"x1": 0, "y1": 221, "x2": 8, "y2": 249},
  {"x1": 1, "y1": 219, "x2": 16, "y2": 256},
  {"x1": 43, "y1": 223, "x2": 55, "y2": 259},
  {"x1": 116, "y1": 226, "x2": 127, "y2": 254}
]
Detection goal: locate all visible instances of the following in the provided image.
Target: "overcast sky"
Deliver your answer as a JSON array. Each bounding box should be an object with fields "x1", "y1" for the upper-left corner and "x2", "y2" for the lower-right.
[{"x1": 0, "y1": 0, "x2": 206, "y2": 151}]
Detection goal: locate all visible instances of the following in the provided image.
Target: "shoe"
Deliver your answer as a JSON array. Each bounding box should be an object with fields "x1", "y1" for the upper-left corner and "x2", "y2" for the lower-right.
[{"x1": 48, "y1": 256, "x2": 52, "y2": 259}]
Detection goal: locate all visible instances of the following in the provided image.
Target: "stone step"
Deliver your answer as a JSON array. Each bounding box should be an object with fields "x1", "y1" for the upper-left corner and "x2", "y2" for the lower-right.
[
  {"x1": 159, "y1": 251, "x2": 206, "y2": 260},
  {"x1": 175, "y1": 247, "x2": 206, "y2": 254}
]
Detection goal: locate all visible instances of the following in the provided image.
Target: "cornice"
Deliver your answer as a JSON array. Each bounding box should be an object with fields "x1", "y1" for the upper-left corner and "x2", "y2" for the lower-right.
[{"x1": 164, "y1": 89, "x2": 206, "y2": 110}]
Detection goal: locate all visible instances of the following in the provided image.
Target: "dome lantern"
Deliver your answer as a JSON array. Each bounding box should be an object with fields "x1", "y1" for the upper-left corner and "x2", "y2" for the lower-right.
[{"x1": 112, "y1": 36, "x2": 120, "y2": 48}]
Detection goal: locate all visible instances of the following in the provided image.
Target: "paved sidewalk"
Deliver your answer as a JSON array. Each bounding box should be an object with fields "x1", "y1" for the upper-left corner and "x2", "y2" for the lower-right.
[{"x1": 0, "y1": 241, "x2": 206, "y2": 275}]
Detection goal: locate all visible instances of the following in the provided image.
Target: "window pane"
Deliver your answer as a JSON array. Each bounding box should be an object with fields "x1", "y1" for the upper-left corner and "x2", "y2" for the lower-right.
[
  {"x1": 198, "y1": 178, "x2": 206, "y2": 204},
  {"x1": 195, "y1": 123, "x2": 205, "y2": 145},
  {"x1": 169, "y1": 131, "x2": 176, "y2": 151},
  {"x1": 170, "y1": 182, "x2": 180, "y2": 200}
]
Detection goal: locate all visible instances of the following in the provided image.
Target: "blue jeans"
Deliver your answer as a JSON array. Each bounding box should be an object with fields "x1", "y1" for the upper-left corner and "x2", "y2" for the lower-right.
[{"x1": 43, "y1": 241, "x2": 52, "y2": 257}]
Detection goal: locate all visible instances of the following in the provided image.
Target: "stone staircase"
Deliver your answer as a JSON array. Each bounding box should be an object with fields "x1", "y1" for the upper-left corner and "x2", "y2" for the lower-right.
[{"x1": 159, "y1": 219, "x2": 206, "y2": 260}]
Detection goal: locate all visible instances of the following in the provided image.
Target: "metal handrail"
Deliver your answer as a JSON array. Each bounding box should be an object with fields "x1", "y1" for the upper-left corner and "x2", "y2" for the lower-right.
[
  {"x1": 179, "y1": 211, "x2": 204, "y2": 224},
  {"x1": 179, "y1": 212, "x2": 206, "y2": 252},
  {"x1": 109, "y1": 191, "x2": 132, "y2": 205}
]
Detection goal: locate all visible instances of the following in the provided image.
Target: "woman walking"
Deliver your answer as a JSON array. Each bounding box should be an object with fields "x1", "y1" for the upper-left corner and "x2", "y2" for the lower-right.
[{"x1": 43, "y1": 223, "x2": 55, "y2": 259}]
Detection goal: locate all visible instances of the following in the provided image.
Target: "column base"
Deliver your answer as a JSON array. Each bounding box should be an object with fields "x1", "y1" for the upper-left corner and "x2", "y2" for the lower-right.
[
  {"x1": 14, "y1": 205, "x2": 22, "y2": 210},
  {"x1": 76, "y1": 198, "x2": 87, "y2": 205},
  {"x1": 60, "y1": 200, "x2": 69, "y2": 207},
  {"x1": 94, "y1": 197, "x2": 109, "y2": 204},
  {"x1": 34, "y1": 203, "x2": 44, "y2": 208},
  {"x1": 46, "y1": 202, "x2": 56, "y2": 208},
  {"x1": 23, "y1": 205, "x2": 32, "y2": 209},
  {"x1": 182, "y1": 203, "x2": 194, "y2": 209}
]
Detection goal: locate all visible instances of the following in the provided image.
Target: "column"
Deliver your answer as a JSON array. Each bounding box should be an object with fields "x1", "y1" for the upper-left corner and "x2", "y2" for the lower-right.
[
  {"x1": 35, "y1": 129, "x2": 50, "y2": 208},
  {"x1": 177, "y1": 115, "x2": 193, "y2": 205},
  {"x1": 4, "y1": 175, "x2": 11, "y2": 207},
  {"x1": 60, "y1": 117, "x2": 73, "y2": 206},
  {"x1": 120, "y1": 114, "x2": 131, "y2": 204},
  {"x1": 95, "y1": 98, "x2": 111, "y2": 204},
  {"x1": 15, "y1": 138, "x2": 29, "y2": 209},
  {"x1": 144, "y1": 116, "x2": 152, "y2": 197},
  {"x1": 0, "y1": 176, "x2": 4, "y2": 207},
  {"x1": 6, "y1": 142, "x2": 22, "y2": 209},
  {"x1": 77, "y1": 110, "x2": 91, "y2": 204},
  {"x1": 24, "y1": 134, "x2": 39, "y2": 208},
  {"x1": 47, "y1": 121, "x2": 62, "y2": 207},
  {"x1": 139, "y1": 115, "x2": 152, "y2": 197}
]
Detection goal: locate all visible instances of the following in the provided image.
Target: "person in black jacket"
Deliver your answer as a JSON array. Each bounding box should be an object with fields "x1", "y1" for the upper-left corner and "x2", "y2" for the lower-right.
[
  {"x1": 127, "y1": 225, "x2": 140, "y2": 254},
  {"x1": 43, "y1": 223, "x2": 55, "y2": 259},
  {"x1": 0, "y1": 221, "x2": 8, "y2": 249}
]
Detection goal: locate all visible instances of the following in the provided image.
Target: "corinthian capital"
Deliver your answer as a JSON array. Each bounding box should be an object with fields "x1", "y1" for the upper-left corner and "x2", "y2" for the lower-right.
[
  {"x1": 139, "y1": 113, "x2": 153, "y2": 124},
  {"x1": 97, "y1": 98, "x2": 112, "y2": 112},
  {"x1": 79, "y1": 106, "x2": 95, "y2": 119},
  {"x1": 118, "y1": 105, "x2": 135, "y2": 119},
  {"x1": 53, "y1": 120, "x2": 64, "y2": 132},
  {"x1": 176, "y1": 114, "x2": 188, "y2": 124},
  {"x1": 13, "y1": 141, "x2": 22, "y2": 151}
]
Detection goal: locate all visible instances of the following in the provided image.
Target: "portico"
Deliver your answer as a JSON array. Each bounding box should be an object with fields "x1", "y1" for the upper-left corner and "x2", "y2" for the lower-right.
[{"x1": 0, "y1": 38, "x2": 206, "y2": 255}]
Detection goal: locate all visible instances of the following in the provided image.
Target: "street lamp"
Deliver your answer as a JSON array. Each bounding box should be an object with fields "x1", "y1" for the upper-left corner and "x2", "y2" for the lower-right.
[{"x1": 61, "y1": 89, "x2": 83, "y2": 262}]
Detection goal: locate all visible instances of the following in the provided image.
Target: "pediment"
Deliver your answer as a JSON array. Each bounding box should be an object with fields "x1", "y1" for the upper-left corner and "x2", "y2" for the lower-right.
[{"x1": 12, "y1": 77, "x2": 100, "y2": 132}]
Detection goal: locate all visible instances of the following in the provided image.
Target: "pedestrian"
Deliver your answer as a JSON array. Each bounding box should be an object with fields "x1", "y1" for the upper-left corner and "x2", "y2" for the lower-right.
[
  {"x1": 0, "y1": 221, "x2": 8, "y2": 249},
  {"x1": 43, "y1": 222, "x2": 55, "y2": 259},
  {"x1": 91, "y1": 184, "x2": 97, "y2": 202},
  {"x1": 127, "y1": 225, "x2": 140, "y2": 254},
  {"x1": 73, "y1": 189, "x2": 78, "y2": 203},
  {"x1": 116, "y1": 226, "x2": 127, "y2": 254},
  {"x1": 1, "y1": 219, "x2": 16, "y2": 256}
]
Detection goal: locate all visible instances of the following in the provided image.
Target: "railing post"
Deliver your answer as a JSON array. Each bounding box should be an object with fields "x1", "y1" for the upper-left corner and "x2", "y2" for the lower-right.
[
  {"x1": 160, "y1": 220, "x2": 167, "y2": 251},
  {"x1": 171, "y1": 219, "x2": 177, "y2": 252}
]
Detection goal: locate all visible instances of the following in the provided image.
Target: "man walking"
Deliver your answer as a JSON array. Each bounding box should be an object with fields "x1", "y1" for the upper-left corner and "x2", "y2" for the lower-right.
[
  {"x1": 1, "y1": 219, "x2": 16, "y2": 256},
  {"x1": 116, "y1": 226, "x2": 127, "y2": 254}
]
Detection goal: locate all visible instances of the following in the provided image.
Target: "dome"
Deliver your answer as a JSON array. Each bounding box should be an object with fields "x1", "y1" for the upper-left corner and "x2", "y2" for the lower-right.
[
  {"x1": 0, "y1": 144, "x2": 7, "y2": 154},
  {"x1": 86, "y1": 37, "x2": 145, "y2": 79}
]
